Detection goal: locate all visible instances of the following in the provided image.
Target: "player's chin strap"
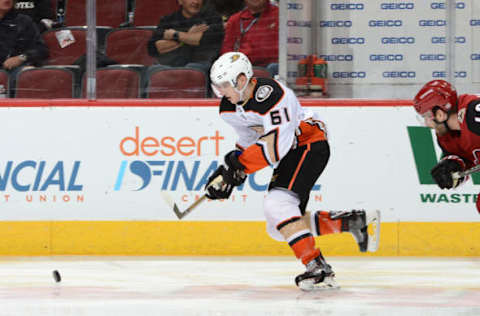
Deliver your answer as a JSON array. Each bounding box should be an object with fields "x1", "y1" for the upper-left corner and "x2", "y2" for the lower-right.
[
  {"x1": 234, "y1": 81, "x2": 249, "y2": 103},
  {"x1": 234, "y1": 78, "x2": 256, "y2": 104}
]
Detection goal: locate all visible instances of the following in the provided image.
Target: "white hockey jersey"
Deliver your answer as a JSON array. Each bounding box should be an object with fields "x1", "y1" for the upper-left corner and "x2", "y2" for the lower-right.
[{"x1": 219, "y1": 78, "x2": 327, "y2": 174}]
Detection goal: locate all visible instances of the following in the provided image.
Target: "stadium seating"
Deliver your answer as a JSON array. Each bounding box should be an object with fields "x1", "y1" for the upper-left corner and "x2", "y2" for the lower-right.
[
  {"x1": 133, "y1": 0, "x2": 179, "y2": 27},
  {"x1": 0, "y1": 70, "x2": 8, "y2": 97},
  {"x1": 14, "y1": 66, "x2": 77, "y2": 99},
  {"x1": 104, "y1": 28, "x2": 156, "y2": 66},
  {"x1": 81, "y1": 66, "x2": 142, "y2": 98},
  {"x1": 253, "y1": 67, "x2": 273, "y2": 78},
  {"x1": 144, "y1": 67, "x2": 208, "y2": 98},
  {"x1": 64, "y1": 0, "x2": 128, "y2": 27},
  {"x1": 42, "y1": 27, "x2": 87, "y2": 65}
]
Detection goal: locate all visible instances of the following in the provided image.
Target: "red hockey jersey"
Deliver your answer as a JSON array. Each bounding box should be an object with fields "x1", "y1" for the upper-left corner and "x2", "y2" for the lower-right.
[{"x1": 437, "y1": 94, "x2": 480, "y2": 168}]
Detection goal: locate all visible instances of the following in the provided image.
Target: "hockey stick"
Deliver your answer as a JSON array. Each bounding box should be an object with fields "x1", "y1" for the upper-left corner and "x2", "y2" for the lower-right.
[
  {"x1": 452, "y1": 164, "x2": 480, "y2": 180},
  {"x1": 160, "y1": 174, "x2": 224, "y2": 220}
]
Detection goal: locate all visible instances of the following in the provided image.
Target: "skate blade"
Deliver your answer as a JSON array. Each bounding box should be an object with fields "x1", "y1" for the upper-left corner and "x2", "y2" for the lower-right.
[
  {"x1": 298, "y1": 276, "x2": 340, "y2": 292},
  {"x1": 366, "y1": 210, "x2": 381, "y2": 252}
]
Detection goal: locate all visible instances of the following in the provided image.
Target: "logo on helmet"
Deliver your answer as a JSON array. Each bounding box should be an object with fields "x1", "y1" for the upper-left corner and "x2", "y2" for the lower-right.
[{"x1": 231, "y1": 54, "x2": 240, "y2": 63}]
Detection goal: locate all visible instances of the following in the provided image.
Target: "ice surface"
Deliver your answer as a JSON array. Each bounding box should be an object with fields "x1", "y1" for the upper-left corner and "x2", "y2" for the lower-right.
[{"x1": 0, "y1": 257, "x2": 479, "y2": 316}]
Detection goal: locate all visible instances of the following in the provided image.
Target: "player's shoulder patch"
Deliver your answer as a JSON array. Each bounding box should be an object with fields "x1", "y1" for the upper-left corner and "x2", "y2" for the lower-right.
[
  {"x1": 248, "y1": 78, "x2": 284, "y2": 115},
  {"x1": 464, "y1": 98, "x2": 480, "y2": 136},
  {"x1": 255, "y1": 85, "x2": 274, "y2": 102}
]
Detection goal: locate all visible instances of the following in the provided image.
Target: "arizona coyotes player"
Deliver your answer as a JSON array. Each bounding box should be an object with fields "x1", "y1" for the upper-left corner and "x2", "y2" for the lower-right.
[
  {"x1": 414, "y1": 79, "x2": 480, "y2": 213},
  {"x1": 205, "y1": 52, "x2": 381, "y2": 291}
]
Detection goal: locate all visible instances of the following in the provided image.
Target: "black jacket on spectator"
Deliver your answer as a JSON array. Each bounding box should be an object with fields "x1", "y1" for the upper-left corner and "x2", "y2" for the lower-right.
[
  {"x1": 14, "y1": 0, "x2": 54, "y2": 33},
  {"x1": 0, "y1": 10, "x2": 49, "y2": 66},
  {"x1": 147, "y1": 8, "x2": 224, "y2": 67}
]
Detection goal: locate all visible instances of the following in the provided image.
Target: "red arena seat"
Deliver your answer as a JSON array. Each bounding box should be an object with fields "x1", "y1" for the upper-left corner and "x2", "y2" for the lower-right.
[
  {"x1": 15, "y1": 66, "x2": 76, "y2": 99},
  {"x1": 42, "y1": 28, "x2": 87, "y2": 65},
  {"x1": 145, "y1": 67, "x2": 208, "y2": 98},
  {"x1": 0, "y1": 70, "x2": 8, "y2": 96},
  {"x1": 133, "y1": 0, "x2": 179, "y2": 27},
  {"x1": 64, "y1": 0, "x2": 127, "y2": 27},
  {"x1": 81, "y1": 66, "x2": 141, "y2": 98},
  {"x1": 104, "y1": 28, "x2": 156, "y2": 66}
]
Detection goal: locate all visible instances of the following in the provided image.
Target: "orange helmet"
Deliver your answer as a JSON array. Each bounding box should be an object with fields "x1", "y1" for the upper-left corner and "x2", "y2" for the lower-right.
[{"x1": 413, "y1": 80, "x2": 458, "y2": 116}]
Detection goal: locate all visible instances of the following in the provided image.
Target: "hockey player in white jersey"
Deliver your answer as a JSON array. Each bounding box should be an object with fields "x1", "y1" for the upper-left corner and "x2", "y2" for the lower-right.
[{"x1": 206, "y1": 52, "x2": 380, "y2": 291}]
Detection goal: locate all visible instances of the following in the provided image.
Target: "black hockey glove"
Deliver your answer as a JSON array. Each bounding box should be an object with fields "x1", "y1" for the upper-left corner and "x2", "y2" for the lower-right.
[
  {"x1": 205, "y1": 165, "x2": 234, "y2": 200},
  {"x1": 430, "y1": 156, "x2": 466, "y2": 189},
  {"x1": 224, "y1": 150, "x2": 247, "y2": 186}
]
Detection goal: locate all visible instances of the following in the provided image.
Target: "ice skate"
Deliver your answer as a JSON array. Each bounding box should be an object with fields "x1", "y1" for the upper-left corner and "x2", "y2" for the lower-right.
[
  {"x1": 295, "y1": 256, "x2": 338, "y2": 291},
  {"x1": 331, "y1": 209, "x2": 381, "y2": 252}
]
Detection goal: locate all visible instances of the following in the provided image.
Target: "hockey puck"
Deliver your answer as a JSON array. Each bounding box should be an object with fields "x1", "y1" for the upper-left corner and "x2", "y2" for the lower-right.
[{"x1": 52, "y1": 270, "x2": 61, "y2": 283}]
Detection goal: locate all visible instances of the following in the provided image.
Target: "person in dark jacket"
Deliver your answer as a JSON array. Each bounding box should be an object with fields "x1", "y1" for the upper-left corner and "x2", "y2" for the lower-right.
[
  {"x1": 0, "y1": 0, "x2": 49, "y2": 71},
  {"x1": 14, "y1": 0, "x2": 55, "y2": 33},
  {"x1": 147, "y1": 0, "x2": 224, "y2": 72}
]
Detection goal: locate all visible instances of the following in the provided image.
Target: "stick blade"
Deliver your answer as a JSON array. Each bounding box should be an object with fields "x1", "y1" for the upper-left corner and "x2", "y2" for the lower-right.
[{"x1": 160, "y1": 192, "x2": 185, "y2": 219}]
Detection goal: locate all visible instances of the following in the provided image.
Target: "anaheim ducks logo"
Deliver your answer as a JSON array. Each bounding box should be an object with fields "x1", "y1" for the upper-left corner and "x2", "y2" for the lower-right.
[
  {"x1": 231, "y1": 54, "x2": 240, "y2": 63},
  {"x1": 255, "y1": 85, "x2": 273, "y2": 102}
]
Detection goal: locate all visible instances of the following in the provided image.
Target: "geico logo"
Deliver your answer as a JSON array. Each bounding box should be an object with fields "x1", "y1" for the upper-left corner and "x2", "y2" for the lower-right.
[
  {"x1": 369, "y1": 54, "x2": 403, "y2": 61},
  {"x1": 332, "y1": 37, "x2": 365, "y2": 44},
  {"x1": 332, "y1": 71, "x2": 366, "y2": 78},
  {"x1": 432, "y1": 71, "x2": 467, "y2": 78},
  {"x1": 380, "y1": 3, "x2": 414, "y2": 9},
  {"x1": 420, "y1": 54, "x2": 446, "y2": 61},
  {"x1": 287, "y1": 3, "x2": 303, "y2": 10},
  {"x1": 288, "y1": 54, "x2": 308, "y2": 61},
  {"x1": 382, "y1": 71, "x2": 416, "y2": 78},
  {"x1": 431, "y1": 36, "x2": 466, "y2": 43},
  {"x1": 470, "y1": 20, "x2": 480, "y2": 26},
  {"x1": 319, "y1": 54, "x2": 354, "y2": 61},
  {"x1": 330, "y1": 3, "x2": 364, "y2": 10},
  {"x1": 381, "y1": 37, "x2": 415, "y2": 44},
  {"x1": 471, "y1": 54, "x2": 480, "y2": 60},
  {"x1": 419, "y1": 19, "x2": 446, "y2": 26},
  {"x1": 15, "y1": 2, "x2": 35, "y2": 9},
  {"x1": 369, "y1": 20, "x2": 402, "y2": 27},
  {"x1": 431, "y1": 2, "x2": 465, "y2": 9},
  {"x1": 287, "y1": 20, "x2": 311, "y2": 27},
  {"x1": 319, "y1": 20, "x2": 352, "y2": 27},
  {"x1": 287, "y1": 37, "x2": 303, "y2": 44}
]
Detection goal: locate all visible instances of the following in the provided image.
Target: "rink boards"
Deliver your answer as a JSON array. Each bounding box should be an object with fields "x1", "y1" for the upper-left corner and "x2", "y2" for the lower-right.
[{"x1": 0, "y1": 99, "x2": 478, "y2": 256}]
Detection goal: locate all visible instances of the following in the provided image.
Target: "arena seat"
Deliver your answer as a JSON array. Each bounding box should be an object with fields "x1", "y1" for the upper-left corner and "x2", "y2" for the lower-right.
[
  {"x1": 42, "y1": 27, "x2": 87, "y2": 65},
  {"x1": 64, "y1": 0, "x2": 128, "y2": 27},
  {"x1": 81, "y1": 66, "x2": 142, "y2": 98},
  {"x1": 14, "y1": 66, "x2": 76, "y2": 99},
  {"x1": 253, "y1": 66, "x2": 273, "y2": 78},
  {"x1": 145, "y1": 67, "x2": 208, "y2": 98},
  {"x1": 133, "y1": 0, "x2": 179, "y2": 26},
  {"x1": 104, "y1": 28, "x2": 156, "y2": 66},
  {"x1": 0, "y1": 70, "x2": 8, "y2": 97}
]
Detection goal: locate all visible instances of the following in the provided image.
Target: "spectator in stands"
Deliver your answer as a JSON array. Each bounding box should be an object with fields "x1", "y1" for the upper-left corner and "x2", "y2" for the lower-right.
[
  {"x1": 14, "y1": 0, "x2": 56, "y2": 33},
  {"x1": 147, "y1": 0, "x2": 224, "y2": 73},
  {"x1": 221, "y1": 0, "x2": 278, "y2": 76},
  {"x1": 0, "y1": 0, "x2": 49, "y2": 71}
]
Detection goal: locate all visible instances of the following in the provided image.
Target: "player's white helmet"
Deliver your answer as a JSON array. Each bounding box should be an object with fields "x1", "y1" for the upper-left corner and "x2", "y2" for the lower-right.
[{"x1": 210, "y1": 52, "x2": 253, "y2": 100}]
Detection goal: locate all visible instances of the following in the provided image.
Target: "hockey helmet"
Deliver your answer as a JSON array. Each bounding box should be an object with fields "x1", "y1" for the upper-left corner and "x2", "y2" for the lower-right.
[
  {"x1": 413, "y1": 80, "x2": 458, "y2": 116},
  {"x1": 210, "y1": 52, "x2": 253, "y2": 98}
]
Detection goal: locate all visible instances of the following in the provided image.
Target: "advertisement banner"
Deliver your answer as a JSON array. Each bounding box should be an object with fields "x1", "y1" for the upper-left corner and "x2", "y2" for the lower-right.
[{"x1": 0, "y1": 105, "x2": 479, "y2": 223}]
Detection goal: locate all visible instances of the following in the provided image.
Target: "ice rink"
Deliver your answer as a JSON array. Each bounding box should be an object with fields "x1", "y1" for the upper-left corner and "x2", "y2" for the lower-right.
[{"x1": 0, "y1": 256, "x2": 479, "y2": 316}]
